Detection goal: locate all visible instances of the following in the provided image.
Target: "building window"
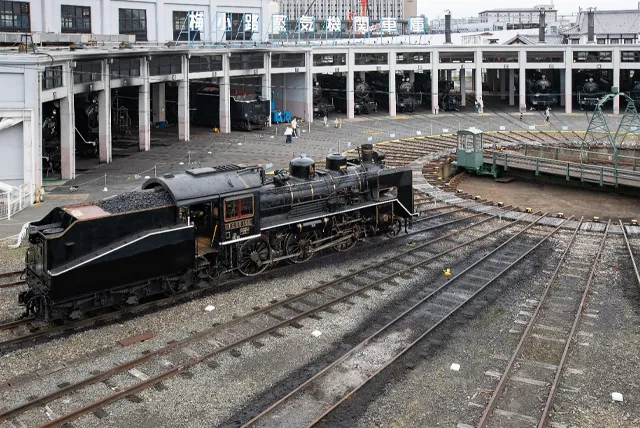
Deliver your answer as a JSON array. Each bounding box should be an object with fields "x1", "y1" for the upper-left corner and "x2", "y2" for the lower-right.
[
  {"x1": 313, "y1": 54, "x2": 346, "y2": 66},
  {"x1": 526, "y1": 51, "x2": 564, "y2": 63},
  {"x1": 482, "y1": 51, "x2": 518, "y2": 63},
  {"x1": 73, "y1": 61, "x2": 101, "y2": 84},
  {"x1": 396, "y1": 52, "x2": 430, "y2": 64},
  {"x1": 621, "y1": 51, "x2": 640, "y2": 62},
  {"x1": 111, "y1": 58, "x2": 141, "y2": 79},
  {"x1": 149, "y1": 56, "x2": 182, "y2": 76},
  {"x1": 118, "y1": 8, "x2": 147, "y2": 42},
  {"x1": 271, "y1": 53, "x2": 305, "y2": 68},
  {"x1": 0, "y1": 1, "x2": 30, "y2": 32},
  {"x1": 189, "y1": 55, "x2": 223, "y2": 73},
  {"x1": 172, "y1": 11, "x2": 201, "y2": 41},
  {"x1": 573, "y1": 51, "x2": 612, "y2": 63},
  {"x1": 354, "y1": 53, "x2": 388, "y2": 65},
  {"x1": 61, "y1": 5, "x2": 91, "y2": 33},
  {"x1": 597, "y1": 38, "x2": 606, "y2": 44},
  {"x1": 439, "y1": 52, "x2": 475, "y2": 63},
  {"x1": 624, "y1": 38, "x2": 635, "y2": 44},
  {"x1": 43, "y1": 66, "x2": 63, "y2": 90},
  {"x1": 229, "y1": 53, "x2": 264, "y2": 70}
]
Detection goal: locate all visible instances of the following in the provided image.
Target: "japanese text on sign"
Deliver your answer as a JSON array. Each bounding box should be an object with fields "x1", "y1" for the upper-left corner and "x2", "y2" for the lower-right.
[
  {"x1": 189, "y1": 11, "x2": 204, "y2": 32},
  {"x1": 380, "y1": 17, "x2": 398, "y2": 33},
  {"x1": 353, "y1": 16, "x2": 369, "y2": 34},
  {"x1": 408, "y1": 17, "x2": 425, "y2": 34},
  {"x1": 326, "y1": 16, "x2": 341, "y2": 33},
  {"x1": 243, "y1": 13, "x2": 259, "y2": 32},
  {"x1": 271, "y1": 14, "x2": 287, "y2": 34},
  {"x1": 299, "y1": 15, "x2": 315, "y2": 32}
]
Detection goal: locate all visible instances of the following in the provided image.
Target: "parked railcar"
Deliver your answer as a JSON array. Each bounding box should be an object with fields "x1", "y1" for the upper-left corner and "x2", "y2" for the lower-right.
[
  {"x1": 527, "y1": 73, "x2": 557, "y2": 109},
  {"x1": 21, "y1": 145, "x2": 414, "y2": 322},
  {"x1": 439, "y1": 80, "x2": 460, "y2": 111},
  {"x1": 312, "y1": 81, "x2": 335, "y2": 118}
]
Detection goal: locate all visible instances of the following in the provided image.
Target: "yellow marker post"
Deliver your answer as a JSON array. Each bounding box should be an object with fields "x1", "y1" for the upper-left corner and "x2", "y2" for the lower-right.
[{"x1": 443, "y1": 268, "x2": 451, "y2": 277}]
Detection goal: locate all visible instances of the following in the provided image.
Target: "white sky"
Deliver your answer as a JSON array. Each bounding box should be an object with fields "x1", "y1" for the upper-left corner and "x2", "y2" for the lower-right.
[{"x1": 417, "y1": 0, "x2": 640, "y2": 20}]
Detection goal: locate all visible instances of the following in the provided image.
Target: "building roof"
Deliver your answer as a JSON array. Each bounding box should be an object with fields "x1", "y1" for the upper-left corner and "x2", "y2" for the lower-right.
[
  {"x1": 502, "y1": 33, "x2": 564, "y2": 45},
  {"x1": 563, "y1": 10, "x2": 640, "y2": 36},
  {"x1": 479, "y1": 8, "x2": 557, "y2": 14}
]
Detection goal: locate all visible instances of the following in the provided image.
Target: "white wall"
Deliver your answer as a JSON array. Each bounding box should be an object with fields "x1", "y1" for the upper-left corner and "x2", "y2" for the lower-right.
[{"x1": 0, "y1": 124, "x2": 24, "y2": 185}]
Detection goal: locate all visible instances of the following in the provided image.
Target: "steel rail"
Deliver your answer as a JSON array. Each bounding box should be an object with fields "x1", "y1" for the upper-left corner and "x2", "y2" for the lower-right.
[
  {"x1": 538, "y1": 220, "x2": 611, "y2": 427},
  {"x1": 476, "y1": 216, "x2": 583, "y2": 428},
  {"x1": 0, "y1": 318, "x2": 32, "y2": 332},
  {"x1": 0, "y1": 280, "x2": 25, "y2": 289},
  {"x1": 29, "y1": 212, "x2": 527, "y2": 428},
  {"x1": 0, "y1": 270, "x2": 23, "y2": 279},
  {"x1": 243, "y1": 213, "x2": 566, "y2": 428},
  {"x1": 619, "y1": 220, "x2": 640, "y2": 288}
]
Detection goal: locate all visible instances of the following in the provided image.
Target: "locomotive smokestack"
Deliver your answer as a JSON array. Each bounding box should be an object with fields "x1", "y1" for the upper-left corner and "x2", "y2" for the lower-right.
[
  {"x1": 445, "y1": 13, "x2": 452, "y2": 44},
  {"x1": 361, "y1": 143, "x2": 374, "y2": 163},
  {"x1": 538, "y1": 11, "x2": 546, "y2": 43},
  {"x1": 587, "y1": 9, "x2": 595, "y2": 43}
]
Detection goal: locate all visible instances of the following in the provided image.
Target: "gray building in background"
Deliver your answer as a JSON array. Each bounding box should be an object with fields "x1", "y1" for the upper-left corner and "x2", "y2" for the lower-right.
[{"x1": 278, "y1": 0, "x2": 417, "y2": 21}]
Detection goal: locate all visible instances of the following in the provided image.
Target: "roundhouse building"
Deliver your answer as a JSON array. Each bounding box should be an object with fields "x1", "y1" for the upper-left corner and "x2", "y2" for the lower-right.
[{"x1": 0, "y1": 2, "x2": 639, "y2": 204}]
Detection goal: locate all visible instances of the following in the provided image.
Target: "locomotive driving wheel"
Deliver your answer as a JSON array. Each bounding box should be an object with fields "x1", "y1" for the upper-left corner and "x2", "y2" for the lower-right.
[
  {"x1": 332, "y1": 222, "x2": 361, "y2": 252},
  {"x1": 237, "y1": 237, "x2": 272, "y2": 276},
  {"x1": 284, "y1": 232, "x2": 317, "y2": 263}
]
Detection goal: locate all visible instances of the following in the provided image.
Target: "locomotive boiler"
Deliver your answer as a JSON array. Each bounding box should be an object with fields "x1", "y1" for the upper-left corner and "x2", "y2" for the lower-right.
[
  {"x1": 354, "y1": 79, "x2": 378, "y2": 114},
  {"x1": 190, "y1": 83, "x2": 270, "y2": 131},
  {"x1": 312, "y1": 81, "x2": 335, "y2": 118},
  {"x1": 577, "y1": 72, "x2": 611, "y2": 110},
  {"x1": 527, "y1": 74, "x2": 557, "y2": 109},
  {"x1": 21, "y1": 145, "x2": 413, "y2": 322}
]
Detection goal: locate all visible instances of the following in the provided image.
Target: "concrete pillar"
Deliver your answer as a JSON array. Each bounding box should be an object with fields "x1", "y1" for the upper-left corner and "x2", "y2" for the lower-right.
[
  {"x1": 178, "y1": 80, "x2": 190, "y2": 141},
  {"x1": 263, "y1": 53, "x2": 273, "y2": 122},
  {"x1": 304, "y1": 57, "x2": 313, "y2": 122},
  {"x1": 60, "y1": 93, "x2": 76, "y2": 180},
  {"x1": 509, "y1": 69, "x2": 515, "y2": 106},
  {"x1": 98, "y1": 59, "x2": 112, "y2": 163},
  {"x1": 475, "y1": 67, "x2": 483, "y2": 101},
  {"x1": 23, "y1": 115, "x2": 38, "y2": 190},
  {"x1": 100, "y1": 0, "x2": 108, "y2": 35},
  {"x1": 500, "y1": 70, "x2": 506, "y2": 99},
  {"x1": 460, "y1": 69, "x2": 466, "y2": 106},
  {"x1": 388, "y1": 55, "x2": 397, "y2": 116},
  {"x1": 152, "y1": 83, "x2": 166, "y2": 123},
  {"x1": 431, "y1": 51, "x2": 439, "y2": 114},
  {"x1": 519, "y1": 62, "x2": 526, "y2": 111},
  {"x1": 220, "y1": 54, "x2": 231, "y2": 133},
  {"x1": 347, "y1": 51, "x2": 355, "y2": 119},
  {"x1": 565, "y1": 48, "x2": 572, "y2": 114},
  {"x1": 613, "y1": 49, "x2": 621, "y2": 114},
  {"x1": 560, "y1": 71, "x2": 565, "y2": 107},
  {"x1": 156, "y1": 0, "x2": 165, "y2": 42},
  {"x1": 139, "y1": 83, "x2": 150, "y2": 151},
  {"x1": 471, "y1": 69, "x2": 476, "y2": 91}
]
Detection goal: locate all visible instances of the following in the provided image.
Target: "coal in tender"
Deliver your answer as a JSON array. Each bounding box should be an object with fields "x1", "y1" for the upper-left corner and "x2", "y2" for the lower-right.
[{"x1": 97, "y1": 190, "x2": 174, "y2": 214}]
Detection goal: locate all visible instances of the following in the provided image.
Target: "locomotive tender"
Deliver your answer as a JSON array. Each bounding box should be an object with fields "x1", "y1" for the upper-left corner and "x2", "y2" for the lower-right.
[{"x1": 21, "y1": 145, "x2": 413, "y2": 322}]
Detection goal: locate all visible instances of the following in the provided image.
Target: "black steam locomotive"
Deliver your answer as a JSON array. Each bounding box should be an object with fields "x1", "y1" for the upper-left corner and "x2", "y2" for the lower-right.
[
  {"x1": 397, "y1": 78, "x2": 418, "y2": 113},
  {"x1": 190, "y1": 83, "x2": 270, "y2": 131},
  {"x1": 527, "y1": 73, "x2": 557, "y2": 109},
  {"x1": 312, "y1": 81, "x2": 335, "y2": 118},
  {"x1": 577, "y1": 72, "x2": 611, "y2": 110},
  {"x1": 319, "y1": 74, "x2": 377, "y2": 115},
  {"x1": 439, "y1": 80, "x2": 460, "y2": 111},
  {"x1": 20, "y1": 145, "x2": 413, "y2": 322}
]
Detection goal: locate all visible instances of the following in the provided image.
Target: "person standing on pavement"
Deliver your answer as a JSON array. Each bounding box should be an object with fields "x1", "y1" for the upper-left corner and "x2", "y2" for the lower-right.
[
  {"x1": 478, "y1": 98, "x2": 484, "y2": 115},
  {"x1": 284, "y1": 125, "x2": 293, "y2": 144},
  {"x1": 545, "y1": 107, "x2": 551, "y2": 124},
  {"x1": 291, "y1": 117, "x2": 297, "y2": 138}
]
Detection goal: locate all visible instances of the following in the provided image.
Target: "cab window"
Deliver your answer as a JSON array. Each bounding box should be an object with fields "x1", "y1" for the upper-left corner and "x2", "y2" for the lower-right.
[{"x1": 224, "y1": 195, "x2": 254, "y2": 221}]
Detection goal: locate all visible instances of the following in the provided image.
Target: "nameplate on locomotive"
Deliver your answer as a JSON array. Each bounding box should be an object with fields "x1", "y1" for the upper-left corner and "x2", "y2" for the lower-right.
[{"x1": 225, "y1": 218, "x2": 253, "y2": 231}]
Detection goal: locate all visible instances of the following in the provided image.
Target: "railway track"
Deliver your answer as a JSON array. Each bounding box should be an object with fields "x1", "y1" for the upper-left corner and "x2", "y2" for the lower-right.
[
  {"x1": 0, "y1": 201, "x2": 503, "y2": 350},
  {"x1": 0, "y1": 270, "x2": 25, "y2": 288},
  {"x1": 243, "y1": 214, "x2": 569, "y2": 427},
  {"x1": 620, "y1": 220, "x2": 640, "y2": 288},
  {"x1": 0, "y1": 209, "x2": 536, "y2": 427},
  {"x1": 476, "y1": 219, "x2": 611, "y2": 427}
]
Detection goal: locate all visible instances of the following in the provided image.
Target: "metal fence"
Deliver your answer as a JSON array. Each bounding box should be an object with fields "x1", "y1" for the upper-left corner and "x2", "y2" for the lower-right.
[{"x1": 0, "y1": 183, "x2": 33, "y2": 221}]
